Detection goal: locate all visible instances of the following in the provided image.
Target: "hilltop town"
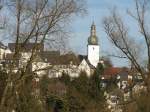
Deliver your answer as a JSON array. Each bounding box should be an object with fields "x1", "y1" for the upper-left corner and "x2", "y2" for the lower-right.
[
  {"x1": 0, "y1": 0, "x2": 150, "y2": 112},
  {"x1": 0, "y1": 23, "x2": 146, "y2": 112}
]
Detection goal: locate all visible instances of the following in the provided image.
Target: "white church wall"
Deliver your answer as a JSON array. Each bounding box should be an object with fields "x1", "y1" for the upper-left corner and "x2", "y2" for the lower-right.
[
  {"x1": 78, "y1": 59, "x2": 91, "y2": 76},
  {"x1": 88, "y1": 45, "x2": 99, "y2": 67}
]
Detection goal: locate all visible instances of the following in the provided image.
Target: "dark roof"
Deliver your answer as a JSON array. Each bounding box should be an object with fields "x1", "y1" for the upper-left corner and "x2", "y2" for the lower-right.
[
  {"x1": 59, "y1": 53, "x2": 79, "y2": 65},
  {"x1": 40, "y1": 51, "x2": 61, "y2": 64},
  {"x1": 118, "y1": 68, "x2": 129, "y2": 80},
  {"x1": 78, "y1": 55, "x2": 87, "y2": 62},
  {"x1": 41, "y1": 52, "x2": 79, "y2": 65},
  {"x1": 78, "y1": 55, "x2": 95, "y2": 69},
  {"x1": 8, "y1": 43, "x2": 44, "y2": 52},
  {"x1": 5, "y1": 53, "x2": 20, "y2": 60},
  {"x1": 0, "y1": 42, "x2": 6, "y2": 49},
  {"x1": 86, "y1": 59, "x2": 95, "y2": 69}
]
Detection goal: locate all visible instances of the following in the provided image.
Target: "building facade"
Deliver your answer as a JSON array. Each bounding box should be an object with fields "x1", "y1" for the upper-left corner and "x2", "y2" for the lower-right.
[{"x1": 87, "y1": 22, "x2": 100, "y2": 67}]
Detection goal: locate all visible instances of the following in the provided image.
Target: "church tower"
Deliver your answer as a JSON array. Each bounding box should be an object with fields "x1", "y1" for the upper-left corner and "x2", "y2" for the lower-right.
[{"x1": 87, "y1": 22, "x2": 100, "y2": 67}]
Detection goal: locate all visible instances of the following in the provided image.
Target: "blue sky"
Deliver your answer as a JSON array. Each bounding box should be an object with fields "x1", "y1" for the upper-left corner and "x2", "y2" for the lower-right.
[
  {"x1": 0, "y1": 0, "x2": 139, "y2": 67},
  {"x1": 69, "y1": 0, "x2": 136, "y2": 67}
]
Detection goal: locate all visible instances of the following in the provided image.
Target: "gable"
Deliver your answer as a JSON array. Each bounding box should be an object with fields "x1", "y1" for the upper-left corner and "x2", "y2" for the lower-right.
[
  {"x1": 33, "y1": 54, "x2": 44, "y2": 62},
  {"x1": 78, "y1": 59, "x2": 90, "y2": 70}
]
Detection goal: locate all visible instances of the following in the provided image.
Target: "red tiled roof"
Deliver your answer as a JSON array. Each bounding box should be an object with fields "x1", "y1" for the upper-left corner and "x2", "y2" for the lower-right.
[
  {"x1": 101, "y1": 67, "x2": 130, "y2": 79},
  {"x1": 103, "y1": 67, "x2": 122, "y2": 76}
]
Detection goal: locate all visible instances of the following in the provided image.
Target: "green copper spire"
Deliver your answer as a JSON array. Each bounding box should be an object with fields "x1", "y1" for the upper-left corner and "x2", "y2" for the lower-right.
[{"x1": 88, "y1": 22, "x2": 98, "y2": 45}]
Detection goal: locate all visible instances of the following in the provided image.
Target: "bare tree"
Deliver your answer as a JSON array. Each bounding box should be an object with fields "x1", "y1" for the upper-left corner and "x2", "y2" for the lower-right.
[
  {"x1": 0, "y1": 0, "x2": 86, "y2": 111},
  {"x1": 103, "y1": 0, "x2": 150, "y2": 91}
]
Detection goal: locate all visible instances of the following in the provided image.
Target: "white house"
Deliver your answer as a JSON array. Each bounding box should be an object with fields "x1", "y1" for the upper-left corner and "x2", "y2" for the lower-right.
[
  {"x1": 78, "y1": 59, "x2": 91, "y2": 76},
  {"x1": 0, "y1": 42, "x2": 7, "y2": 60},
  {"x1": 32, "y1": 61, "x2": 51, "y2": 77},
  {"x1": 48, "y1": 64, "x2": 79, "y2": 78},
  {"x1": 0, "y1": 48, "x2": 5, "y2": 60}
]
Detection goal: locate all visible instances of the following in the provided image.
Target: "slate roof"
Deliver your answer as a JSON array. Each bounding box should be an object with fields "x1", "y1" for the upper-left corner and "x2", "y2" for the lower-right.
[
  {"x1": 78, "y1": 55, "x2": 87, "y2": 62},
  {"x1": 0, "y1": 42, "x2": 6, "y2": 49},
  {"x1": 41, "y1": 52, "x2": 79, "y2": 65},
  {"x1": 117, "y1": 68, "x2": 129, "y2": 81},
  {"x1": 40, "y1": 51, "x2": 61, "y2": 64}
]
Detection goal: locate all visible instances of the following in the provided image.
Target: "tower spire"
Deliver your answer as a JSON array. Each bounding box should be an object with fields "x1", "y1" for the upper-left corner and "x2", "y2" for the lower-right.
[
  {"x1": 91, "y1": 21, "x2": 96, "y2": 36},
  {"x1": 87, "y1": 22, "x2": 100, "y2": 67},
  {"x1": 88, "y1": 22, "x2": 98, "y2": 45}
]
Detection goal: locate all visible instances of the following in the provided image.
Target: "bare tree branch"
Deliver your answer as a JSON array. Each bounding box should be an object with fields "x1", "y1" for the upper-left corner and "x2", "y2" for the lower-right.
[{"x1": 103, "y1": 1, "x2": 150, "y2": 91}]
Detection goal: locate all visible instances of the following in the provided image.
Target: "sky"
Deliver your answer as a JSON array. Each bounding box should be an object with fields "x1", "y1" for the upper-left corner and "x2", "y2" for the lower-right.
[
  {"x1": 69, "y1": 0, "x2": 136, "y2": 67},
  {"x1": 0, "y1": 0, "x2": 141, "y2": 67}
]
